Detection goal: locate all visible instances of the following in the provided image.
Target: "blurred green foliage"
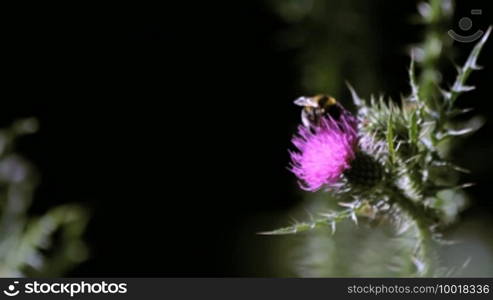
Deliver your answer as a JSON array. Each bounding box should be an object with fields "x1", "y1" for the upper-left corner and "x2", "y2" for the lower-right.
[
  {"x1": 0, "y1": 118, "x2": 88, "y2": 277},
  {"x1": 267, "y1": 0, "x2": 379, "y2": 97}
]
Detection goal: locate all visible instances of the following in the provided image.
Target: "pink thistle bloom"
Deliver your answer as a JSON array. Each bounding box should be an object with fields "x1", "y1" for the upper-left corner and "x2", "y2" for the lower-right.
[{"x1": 289, "y1": 113, "x2": 358, "y2": 191}]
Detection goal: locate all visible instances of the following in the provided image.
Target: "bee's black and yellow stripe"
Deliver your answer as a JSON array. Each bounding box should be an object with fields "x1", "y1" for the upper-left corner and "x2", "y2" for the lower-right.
[
  {"x1": 313, "y1": 94, "x2": 337, "y2": 107},
  {"x1": 301, "y1": 95, "x2": 342, "y2": 126}
]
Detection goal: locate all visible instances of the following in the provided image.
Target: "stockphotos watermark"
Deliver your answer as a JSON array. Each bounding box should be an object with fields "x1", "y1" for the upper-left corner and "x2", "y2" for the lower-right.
[
  {"x1": 448, "y1": 9, "x2": 485, "y2": 43},
  {"x1": 2, "y1": 280, "x2": 127, "y2": 297}
]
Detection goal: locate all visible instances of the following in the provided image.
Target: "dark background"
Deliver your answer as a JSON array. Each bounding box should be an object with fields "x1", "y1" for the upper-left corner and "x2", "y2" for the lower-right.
[{"x1": 3, "y1": 0, "x2": 492, "y2": 276}]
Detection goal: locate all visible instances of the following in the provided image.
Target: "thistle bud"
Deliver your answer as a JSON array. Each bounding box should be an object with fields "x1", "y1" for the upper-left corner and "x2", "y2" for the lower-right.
[{"x1": 343, "y1": 151, "x2": 384, "y2": 189}]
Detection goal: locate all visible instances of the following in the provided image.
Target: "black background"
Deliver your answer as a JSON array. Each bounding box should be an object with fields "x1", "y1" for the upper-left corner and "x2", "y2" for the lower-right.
[{"x1": 3, "y1": 1, "x2": 493, "y2": 276}]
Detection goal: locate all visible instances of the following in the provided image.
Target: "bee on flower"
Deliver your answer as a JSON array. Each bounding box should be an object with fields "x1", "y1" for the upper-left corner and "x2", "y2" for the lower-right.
[{"x1": 290, "y1": 95, "x2": 383, "y2": 192}]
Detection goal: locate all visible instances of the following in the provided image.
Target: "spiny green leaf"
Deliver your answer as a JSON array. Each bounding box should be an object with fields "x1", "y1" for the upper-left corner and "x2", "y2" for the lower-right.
[
  {"x1": 386, "y1": 115, "x2": 395, "y2": 163},
  {"x1": 408, "y1": 110, "x2": 419, "y2": 146},
  {"x1": 346, "y1": 81, "x2": 365, "y2": 108},
  {"x1": 437, "y1": 116, "x2": 485, "y2": 141},
  {"x1": 449, "y1": 26, "x2": 491, "y2": 106},
  {"x1": 446, "y1": 107, "x2": 474, "y2": 118},
  {"x1": 258, "y1": 220, "x2": 326, "y2": 235},
  {"x1": 431, "y1": 160, "x2": 470, "y2": 174},
  {"x1": 259, "y1": 204, "x2": 362, "y2": 235},
  {"x1": 408, "y1": 57, "x2": 419, "y2": 102}
]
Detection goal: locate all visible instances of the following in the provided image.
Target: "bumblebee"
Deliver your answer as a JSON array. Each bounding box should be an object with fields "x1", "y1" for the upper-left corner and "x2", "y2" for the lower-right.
[{"x1": 294, "y1": 94, "x2": 342, "y2": 127}]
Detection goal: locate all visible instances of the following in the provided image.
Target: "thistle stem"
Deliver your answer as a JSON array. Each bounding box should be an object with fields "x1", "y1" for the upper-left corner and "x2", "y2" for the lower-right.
[{"x1": 386, "y1": 185, "x2": 435, "y2": 276}]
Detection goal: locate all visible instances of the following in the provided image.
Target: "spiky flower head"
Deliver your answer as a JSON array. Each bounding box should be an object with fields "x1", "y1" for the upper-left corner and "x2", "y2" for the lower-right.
[{"x1": 289, "y1": 107, "x2": 358, "y2": 191}]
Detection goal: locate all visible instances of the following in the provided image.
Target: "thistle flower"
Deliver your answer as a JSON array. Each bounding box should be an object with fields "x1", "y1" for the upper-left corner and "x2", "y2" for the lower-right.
[{"x1": 289, "y1": 108, "x2": 358, "y2": 191}]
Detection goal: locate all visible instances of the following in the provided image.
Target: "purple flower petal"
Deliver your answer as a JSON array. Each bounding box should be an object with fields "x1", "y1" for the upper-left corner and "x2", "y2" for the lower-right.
[{"x1": 289, "y1": 112, "x2": 358, "y2": 191}]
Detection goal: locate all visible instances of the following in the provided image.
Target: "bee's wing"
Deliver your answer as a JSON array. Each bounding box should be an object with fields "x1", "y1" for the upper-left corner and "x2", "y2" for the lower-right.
[{"x1": 294, "y1": 96, "x2": 317, "y2": 107}]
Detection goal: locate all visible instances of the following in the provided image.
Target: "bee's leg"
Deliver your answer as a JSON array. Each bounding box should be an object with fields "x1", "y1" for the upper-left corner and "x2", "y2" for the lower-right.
[{"x1": 301, "y1": 110, "x2": 312, "y2": 128}]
